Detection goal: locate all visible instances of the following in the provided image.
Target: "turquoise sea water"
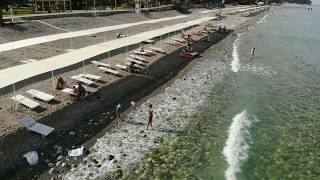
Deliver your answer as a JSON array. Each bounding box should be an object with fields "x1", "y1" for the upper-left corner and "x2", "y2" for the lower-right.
[{"x1": 220, "y1": 7, "x2": 320, "y2": 180}]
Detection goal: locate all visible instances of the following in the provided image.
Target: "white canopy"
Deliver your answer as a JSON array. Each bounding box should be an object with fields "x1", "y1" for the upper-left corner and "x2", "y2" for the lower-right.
[{"x1": 0, "y1": 17, "x2": 216, "y2": 89}]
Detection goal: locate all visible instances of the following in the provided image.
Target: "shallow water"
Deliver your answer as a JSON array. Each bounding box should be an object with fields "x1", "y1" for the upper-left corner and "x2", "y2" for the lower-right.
[{"x1": 223, "y1": 7, "x2": 320, "y2": 180}]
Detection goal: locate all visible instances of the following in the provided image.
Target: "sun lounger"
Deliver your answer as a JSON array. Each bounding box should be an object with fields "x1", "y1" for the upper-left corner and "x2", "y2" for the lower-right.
[
  {"x1": 61, "y1": 85, "x2": 97, "y2": 96},
  {"x1": 129, "y1": 55, "x2": 145, "y2": 61},
  {"x1": 79, "y1": 74, "x2": 101, "y2": 81},
  {"x1": 115, "y1": 64, "x2": 129, "y2": 71},
  {"x1": 133, "y1": 51, "x2": 150, "y2": 56},
  {"x1": 82, "y1": 86, "x2": 98, "y2": 94},
  {"x1": 26, "y1": 89, "x2": 55, "y2": 102},
  {"x1": 91, "y1": 61, "x2": 110, "y2": 67},
  {"x1": 150, "y1": 47, "x2": 166, "y2": 54},
  {"x1": 97, "y1": 66, "x2": 120, "y2": 75},
  {"x1": 126, "y1": 58, "x2": 147, "y2": 66},
  {"x1": 171, "y1": 37, "x2": 186, "y2": 43},
  {"x1": 11, "y1": 95, "x2": 40, "y2": 110},
  {"x1": 61, "y1": 88, "x2": 76, "y2": 96},
  {"x1": 143, "y1": 39, "x2": 155, "y2": 44},
  {"x1": 165, "y1": 40, "x2": 179, "y2": 46},
  {"x1": 124, "y1": 62, "x2": 143, "y2": 69},
  {"x1": 19, "y1": 116, "x2": 54, "y2": 136},
  {"x1": 70, "y1": 75, "x2": 94, "y2": 86}
]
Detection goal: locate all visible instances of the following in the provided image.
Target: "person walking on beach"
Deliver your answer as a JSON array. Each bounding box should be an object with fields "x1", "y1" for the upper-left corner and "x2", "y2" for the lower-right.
[
  {"x1": 250, "y1": 48, "x2": 256, "y2": 62},
  {"x1": 116, "y1": 103, "x2": 122, "y2": 125},
  {"x1": 147, "y1": 104, "x2": 153, "y2": 130}
]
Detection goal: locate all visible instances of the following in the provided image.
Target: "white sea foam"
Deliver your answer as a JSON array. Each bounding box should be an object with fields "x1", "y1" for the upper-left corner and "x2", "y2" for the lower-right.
[
  {"x1": 223, "y1": 110, "x2": 252, "y2": 180},
  {"x1": 240, "y1": 64, "x2": 277, "y2": 77},
  {"x1": 231, "y1": 34, "x2": 241, "y2": 72}
]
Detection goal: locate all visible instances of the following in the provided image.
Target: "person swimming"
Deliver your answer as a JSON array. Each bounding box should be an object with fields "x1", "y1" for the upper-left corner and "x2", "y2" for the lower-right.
[{"x1": 250, "y1": 48, "x2": 256, "y2": 62}]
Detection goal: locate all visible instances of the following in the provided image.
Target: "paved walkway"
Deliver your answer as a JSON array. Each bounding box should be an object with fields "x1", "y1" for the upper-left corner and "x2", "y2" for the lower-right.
[
  {"x1": 0, "y1": 15, "x2": 187, "y2": 53},
  {"x1": 0, "y1": 16, "x2": 216, "y2": 89}
]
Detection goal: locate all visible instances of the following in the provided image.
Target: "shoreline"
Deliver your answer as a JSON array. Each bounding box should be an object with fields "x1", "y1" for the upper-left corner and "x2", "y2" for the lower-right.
[{"x1": 0, "y1": 8, "x2": 271, "y2": 179}]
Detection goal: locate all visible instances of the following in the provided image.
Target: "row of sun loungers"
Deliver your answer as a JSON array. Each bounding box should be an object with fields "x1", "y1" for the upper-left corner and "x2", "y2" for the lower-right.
[{"x1": 12, "y1": 45, "x2": 167, "y2": 109}]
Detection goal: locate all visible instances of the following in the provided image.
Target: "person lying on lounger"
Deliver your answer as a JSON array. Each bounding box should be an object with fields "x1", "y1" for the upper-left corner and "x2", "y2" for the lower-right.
[
  {"x1": 72, "y1": 83, "x2": 86, "y2": 100},
  {"x1": 116, "y1": 32, "x2": 128, "y2": 39},
  {"x1": 56, "y1": 76, "x2": 68, "y2": 90},
  {"x1": 129, "y1": 62, "x2": 138, "y2": 73}
]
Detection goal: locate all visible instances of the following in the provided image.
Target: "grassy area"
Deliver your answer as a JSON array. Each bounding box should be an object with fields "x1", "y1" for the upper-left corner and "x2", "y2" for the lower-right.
[{"x1": 2, "y1": 7, "x2": 33, "y2": 16}]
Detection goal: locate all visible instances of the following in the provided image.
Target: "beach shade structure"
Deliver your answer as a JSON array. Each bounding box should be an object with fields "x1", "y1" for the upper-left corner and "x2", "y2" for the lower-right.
[
  {"x1": 0, "y1": 17, "x2": 216, "y2": 90},
  {"x1": 11, "y1": 94, "x2": 40, "y2": 110},
  {"x1": 26, "y1": 89, "x2": 55, "y2": 102},
  {"x1": 19, "y1": 116, "x2": 55, "y2": 136}
]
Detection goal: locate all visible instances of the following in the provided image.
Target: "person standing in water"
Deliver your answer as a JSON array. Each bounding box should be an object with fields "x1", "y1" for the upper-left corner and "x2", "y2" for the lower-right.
[
  {"x1": 250, "y1": 48, "x2": 256, "y2": 62},
  {"x1": 147, "y1": 104, "x2": 153, "y2": 130}
]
